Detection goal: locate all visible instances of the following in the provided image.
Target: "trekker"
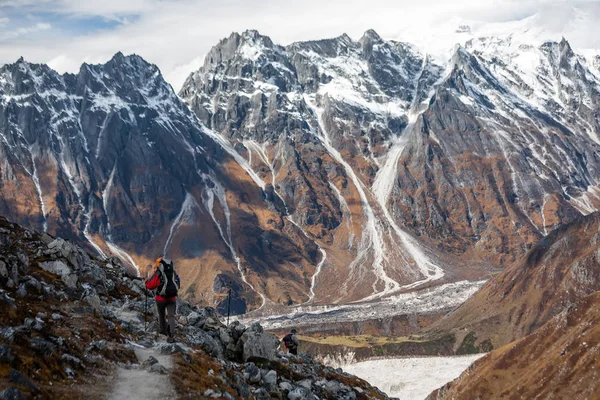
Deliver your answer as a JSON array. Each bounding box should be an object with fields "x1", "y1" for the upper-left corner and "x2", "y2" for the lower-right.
[
  {"x1": 282, "y1": 328, "x2": 299, "y2": 355},
  {"x1": 145, "y1": 257, "x2": 180, "y2": 343}
]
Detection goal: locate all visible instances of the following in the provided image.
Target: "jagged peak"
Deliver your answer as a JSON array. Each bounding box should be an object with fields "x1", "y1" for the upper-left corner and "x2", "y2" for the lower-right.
[
  {"x1": 106, "y1": 52, "x2": 155, "y2": 70},
  {"x1": 559, "y1": 36, "x2": 574, "y2": 56},
  {"x1": 240, "y1": 29, "x2": 273, "y2": 44},
  {"x1": 449, "y1": 44, "x2": 472, "y2": 67},
  {"x1": 359, "y1": 29, "x2": 382, "y2": 44}
]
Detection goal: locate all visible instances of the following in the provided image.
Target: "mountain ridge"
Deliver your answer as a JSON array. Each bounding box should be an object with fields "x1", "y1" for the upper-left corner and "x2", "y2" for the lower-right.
[{"x1": 1, "y1": 27, "x2": 600, "y2": 314}]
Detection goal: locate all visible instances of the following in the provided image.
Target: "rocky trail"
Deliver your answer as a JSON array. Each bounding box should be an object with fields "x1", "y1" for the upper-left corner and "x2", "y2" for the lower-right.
[
  {"x1": 0, "y1": 216, "x2": 391, "y2": 399},
  {"x1": 108, "y1": 341, "x2": 177, "y2": 400}
]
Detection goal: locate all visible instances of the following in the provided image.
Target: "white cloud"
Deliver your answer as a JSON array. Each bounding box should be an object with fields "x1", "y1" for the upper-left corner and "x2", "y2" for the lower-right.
[
  {"x1": 0, "y1": 20, "x2": 51, "y2": 41},
  {"x1": 0, "y1": 0, "x2": 599, "y2": 89}
]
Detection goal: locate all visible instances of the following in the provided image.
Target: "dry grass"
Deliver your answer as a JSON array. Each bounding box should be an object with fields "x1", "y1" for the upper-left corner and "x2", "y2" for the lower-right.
[{"x1": 299, "y1": 334, "x2": 428, "y2": 348}]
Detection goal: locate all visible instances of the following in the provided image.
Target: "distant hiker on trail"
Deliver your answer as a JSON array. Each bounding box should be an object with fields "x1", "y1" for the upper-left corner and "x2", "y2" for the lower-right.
[
  {"x1": 282, "y1": 328, "x2": 299, "y2": 355},
  {"x1": 145, "y1": 257, "x2": 180, "y2": 343}
]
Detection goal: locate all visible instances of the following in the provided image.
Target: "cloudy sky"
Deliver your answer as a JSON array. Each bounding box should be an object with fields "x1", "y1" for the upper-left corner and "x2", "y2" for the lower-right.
[{"x1": 0, "y1": 0, "x2": 598, "y2": 89}]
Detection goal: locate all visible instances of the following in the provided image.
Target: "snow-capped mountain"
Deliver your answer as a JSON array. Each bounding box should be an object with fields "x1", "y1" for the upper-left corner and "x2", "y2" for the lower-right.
[
  {"x1": 2, "y1": 26, "x2": 600, "y2": 313},
  {"x1": 0, "y1": 53, "x2": 321, "y2": 313},
  {"x1": 180, "y1": 28, "x2": 600, "y2": 305}
]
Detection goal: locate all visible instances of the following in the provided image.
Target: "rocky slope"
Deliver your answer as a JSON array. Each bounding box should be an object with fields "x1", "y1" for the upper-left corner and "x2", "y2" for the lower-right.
[
  {"x1": 0, "y1": 216, "x2": 389, "y2": 399},
  {"x1": 181, "y1": 29, "x2": 600, "y2": 303},
  {"x1": 427, "y1": 291, "x2": 600, "y2": 399},
  {"x1": 422, "y1": 211, "x2": 600, "y2": 353}
]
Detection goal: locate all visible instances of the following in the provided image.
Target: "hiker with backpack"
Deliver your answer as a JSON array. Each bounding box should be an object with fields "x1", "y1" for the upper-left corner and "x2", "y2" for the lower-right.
[
  {"x1": 282, "y1": 328, "x2": 299, "y2": 355},
  {"x1": 145, "y1": 257, "x2": 181, "y2": 343}
]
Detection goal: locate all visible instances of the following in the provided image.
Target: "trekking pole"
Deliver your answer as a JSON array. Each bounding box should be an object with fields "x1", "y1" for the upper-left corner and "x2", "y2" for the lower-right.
[
  {"x1": 144, "y1": 267, "x2": 149, "y2": 333},
  {"x1": 227, "y1": 281, "x2": 232, "y2": 326},
  {"x1": 144, "y1": 287, "x2": 148, "y2": 332}
]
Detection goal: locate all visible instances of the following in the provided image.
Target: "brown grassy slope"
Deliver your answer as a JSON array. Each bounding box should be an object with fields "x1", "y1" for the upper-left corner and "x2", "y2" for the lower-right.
[
  {"x1": 428, "y1": 291, "x2": 600, "y2": 400},
  {"x1": 423, "y1": 212, "x2": 600, "y2": 352}
]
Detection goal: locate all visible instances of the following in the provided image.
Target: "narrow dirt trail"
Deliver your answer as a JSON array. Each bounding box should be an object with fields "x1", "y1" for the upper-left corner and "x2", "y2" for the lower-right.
[{"x1": 108, "y1": 345, "x2": 177, "y2": 400}]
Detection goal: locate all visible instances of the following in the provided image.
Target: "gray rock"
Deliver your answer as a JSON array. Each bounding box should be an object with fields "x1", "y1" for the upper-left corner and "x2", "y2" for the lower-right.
[
  {"x1": 253, "y1": 388, "x2": 271, "y2": 400},
  {"x1": 186, "y1": 311, "x2": 200, "y2": 326},
  {"x1": 51, "y1": 313, "x2": 64, "y2": 321},
  {"x1": 15, "y1": 284, "x2": 26, "y2": 298},
  {"x1": 186, "y1": 329, "x2": 224, "y2": 358},
  {"x1": 227, "y1": 320, "x2": 246, "y2": 341},
  {"x1": 244, "y1": 363, "x2": 261, "y2": 384},
  {"x1": 263, "y1": 369, "x2": 277, "y2": 385},
  {"x1": 38, "y1": 260, "x2": 71, "y2": 276},
  {"x1": 156, "y1": 342, "x2": 188, "y2": 355},
  {"x1": 203, "y1": 316, "x2": 223, "y2": 331},
  {"x1": 149, "y1": 362, "x2": 168, "y2": 374},
  {"x1": 0, "y1": 261, "x2": 8, "y2": 279},
  {"x1": 219, "y1": 327, "x2": 232, "y2": 345},
  {"x1": 29, "y1": 337, "x2": 56, "y2": 356},
  {"x1": 62, "y1": 274, "x2": 78, "y2": 289},
  {"x1": 203, "y1": 389, "x2": 222, "y2": 398},
  {"x1": 298, "y1": 379, "x2": 312, "y2": 390},
  {"x1": 61, "y1": 354, "x2": 82, "y2": 366},
  {"x1": 0, "y1": 345, "x2": 14, "y2": 363},
  {"x1": 0, "y1": 388, "x2": 25, "y2": 400},
  {"x1": 32, "y1": 318, "x2": 45, "y2": 332},
  {"x1": 279, "y1": 381, "x2": 294, "y2": 392},
  {"x1": 288, "y1": 387, "x2": 313, "y2": 400},
  {"x1": 65, "y1": 367, "x2": 75, "y2": 378},
  {"x1": 0, "y1": 293, "x2": 16, "y2": 309},
  {"x1": 233, "y1": 372, "x2": 252, "y2": 398},
  {"x1": 241, "y1": 328, "x2": 280, "y2": 362},
  {"x1": 84, "y1": 294, "x2": 102, "y2": 311},
  {"x1": 24, "y1": 277, "x2": 42, "y2": 292},
  {"x1": 141, "y1": 356, "x2": 158, "y2": 369},
  {"x1": 8, "y1": 369, "x2": 39, "y2": 391},
  {"x1": 323, "y1": 380, "x2": 342, "y2": 393}
]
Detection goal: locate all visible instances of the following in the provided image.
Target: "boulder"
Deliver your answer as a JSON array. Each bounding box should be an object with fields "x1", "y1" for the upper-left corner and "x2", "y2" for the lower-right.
[
  {"x1": 203, "y1": 316, "x2": 224, "y2": 331},
  {"x1": 84, "y1": 294, "x2": 102, "y2": 311},
  {"x1": 149, "y1": 363, "x2": 168, "y2": 374},
  {"x1": 241, "y1": 327, "x2": 280, "y2": 362},
  {"x1": 279, "y1": 381, "x2": 294, "y2": 392},
  {"x1": 15, "y1": 284, "x2": 26, "y2": 298},
  {"x1": 0, "y1": 388, "x2": 25, "y2": 400},
  {"x1": 39, "y1": 260, "x2": 71, "y2": 277},
  {"x1": 288, "y1": 387, "x2": 313, "y2": 400},
  {"x1": 8, "y1": 369, "x2": 39, "y2": 391},
  {"x1": 263, "y1": 370, "x2": 278, "y2": 385},
  {"x1": 62, "y1": 274, "x2": 79, "y2": 289},
  {"x1": 227, "y1": 320, "x2": 246, "y2": 341},
  {"x1": 141, "y1": 356, "x2": 158, "y2": 369},
  {"x1": 298, "y1": 379, "x2": 312, "y2": 390},
  {"x1": 244, "y1": 363, "x2": 261, "y2": 383},
  {"x1": 0, "y1": 261, "x2": 7, "y2": 279},
  {"x1": 0, "y1": 345, "x2": 14, "y2": 363},
  {"x1": 186, "y1": 328, "x2": 224, "y2": 358},
  {"x1": 253, "y1": 388, "x2": 271, "y2": 400}
]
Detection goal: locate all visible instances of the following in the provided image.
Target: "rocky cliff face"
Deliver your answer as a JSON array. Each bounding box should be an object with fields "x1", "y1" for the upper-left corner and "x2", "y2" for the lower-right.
[
  {"x1": 180, "y1": 29, "x2": 600, "y2": 304},
  {"x1": 2, "y1": 28, "x2": 600, "y2": 312},
  {"x1": 0, "y1": 216, "x2": 389, "y2": 399}
]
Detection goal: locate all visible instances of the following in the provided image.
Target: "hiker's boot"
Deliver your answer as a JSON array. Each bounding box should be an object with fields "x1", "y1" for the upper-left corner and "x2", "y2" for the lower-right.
[{"x1": 167, "y1": 336, "x2": 175, "y2": 343}]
